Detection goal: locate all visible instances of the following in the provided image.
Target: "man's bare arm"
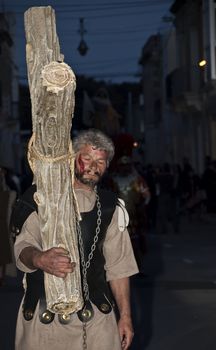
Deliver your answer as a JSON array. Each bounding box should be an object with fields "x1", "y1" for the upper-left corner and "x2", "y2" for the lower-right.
[{"x1": 110, "y1": 277, "x2": 134, "y2": 350}]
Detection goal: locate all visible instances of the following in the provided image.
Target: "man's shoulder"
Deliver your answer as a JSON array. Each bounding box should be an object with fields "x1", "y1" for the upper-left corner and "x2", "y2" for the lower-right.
[{"x1": 97, "y1": 187, "x2": 120, "y2": 206}]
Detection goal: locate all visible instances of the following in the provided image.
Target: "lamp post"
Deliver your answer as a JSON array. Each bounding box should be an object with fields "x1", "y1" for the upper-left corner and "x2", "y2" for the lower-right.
[
  {"x1": 198, "y1": 58, "x2": 212, "y2": 169},
  {"x1": 77, "y1": 18, "x2": 88, "y2": 56}
]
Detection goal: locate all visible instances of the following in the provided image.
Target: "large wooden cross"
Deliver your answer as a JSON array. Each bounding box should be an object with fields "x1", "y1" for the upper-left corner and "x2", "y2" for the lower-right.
[{"x1": 24, "y1": 6, "x2": 83, "y2": 315}]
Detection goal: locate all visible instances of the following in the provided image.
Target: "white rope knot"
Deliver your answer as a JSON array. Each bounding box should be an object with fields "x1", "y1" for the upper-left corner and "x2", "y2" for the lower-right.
[
  {"x1": 27, "y1": 133, "x2": 75, "y2": 173},
  {"x1": 27, "y1": 133, "x2": 81, "y2": 220}
]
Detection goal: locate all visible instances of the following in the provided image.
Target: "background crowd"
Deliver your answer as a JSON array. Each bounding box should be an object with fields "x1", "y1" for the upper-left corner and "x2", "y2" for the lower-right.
[
  {"x1": 102, "y1": 153, "x2": 216, "y2": 268},
  {"x1": 1, "y1": 146, "x2": 216, "y2": 284}
]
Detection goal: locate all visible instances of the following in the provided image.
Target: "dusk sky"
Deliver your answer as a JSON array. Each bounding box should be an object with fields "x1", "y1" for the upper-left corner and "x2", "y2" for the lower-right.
[{"x1": 4, "y1": 0, "x2": 173, "y2": 84}]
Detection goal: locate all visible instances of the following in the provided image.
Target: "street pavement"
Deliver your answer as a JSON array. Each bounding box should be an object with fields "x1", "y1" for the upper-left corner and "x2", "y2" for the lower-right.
[
  {"x1": 0, "y1": 214, "x2": 216, "y2": 350},
  {"x1": 130, "y1": 214, "x2": 216, "y2": 350},
  {"x1": 0, "y1": 274, "x2": 23, "y2": 350}
]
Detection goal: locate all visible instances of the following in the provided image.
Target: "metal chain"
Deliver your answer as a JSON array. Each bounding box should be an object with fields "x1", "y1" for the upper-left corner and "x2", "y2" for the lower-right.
[
  {"x1": 82, "y1": 322, "x2": 88, "y2": 350},
  {"x1": 76, "y1": 189, "x2": 102, "y2": 350}
]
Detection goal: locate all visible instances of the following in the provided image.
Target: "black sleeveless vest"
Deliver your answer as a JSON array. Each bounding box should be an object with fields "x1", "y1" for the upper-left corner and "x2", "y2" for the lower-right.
[{"x1": 11, "y1": 185, "x2": 119, "y2": 322}]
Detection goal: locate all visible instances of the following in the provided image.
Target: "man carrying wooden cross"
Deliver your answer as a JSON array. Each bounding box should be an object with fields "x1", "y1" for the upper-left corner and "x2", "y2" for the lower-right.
[
  {"x1": 12, "y1": 7, "x2": 138, "y2": 350},
  {"x1": 13, "y1": 129, "x2": 138, "y2": 350}
]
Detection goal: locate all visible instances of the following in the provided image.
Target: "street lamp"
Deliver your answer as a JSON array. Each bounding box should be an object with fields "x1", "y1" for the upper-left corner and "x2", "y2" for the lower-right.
[
  {"x1": 77, "y1": 18, "x2": 88, "y2": 56},
  {"x1": 198, "y1": 58, "x2": 212, "y2": 167},
  {"x1": 198, "y1": 59, "x2": 207, "y2": 67}
]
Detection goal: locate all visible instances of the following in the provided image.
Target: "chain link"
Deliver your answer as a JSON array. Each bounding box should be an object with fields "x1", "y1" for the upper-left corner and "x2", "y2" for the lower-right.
[{"x1": 76, "y1": 189, "x2": 102, "y2": 349}]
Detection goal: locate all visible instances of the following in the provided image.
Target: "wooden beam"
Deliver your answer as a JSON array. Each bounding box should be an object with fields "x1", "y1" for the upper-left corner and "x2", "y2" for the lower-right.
[{"x1": 24, "y1": 6, "x2": 83, "y2": 315}]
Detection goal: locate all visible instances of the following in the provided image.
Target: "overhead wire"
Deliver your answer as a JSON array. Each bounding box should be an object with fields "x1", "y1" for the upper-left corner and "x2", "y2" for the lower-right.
[
  {"x1": 15, "y1": 24, "x2": 167, "y2": 38},
  {"x1": 5, "y1": 0, "x2": 172, "y2": 10},
  {"x1": 5, "y1": 0, "x2": 173, "y2": 18},
  {"x1": 8, "y1": 0, "x2": 172, "y2": 82},
  {"x1": 8, "y1": 10, "x2": 171, "y2": 19}
]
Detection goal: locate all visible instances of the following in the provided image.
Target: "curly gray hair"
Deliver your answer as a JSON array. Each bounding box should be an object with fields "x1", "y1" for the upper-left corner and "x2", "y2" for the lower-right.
[{"x1": 73, "y1": 129, "x2": 115, "y2": 165}]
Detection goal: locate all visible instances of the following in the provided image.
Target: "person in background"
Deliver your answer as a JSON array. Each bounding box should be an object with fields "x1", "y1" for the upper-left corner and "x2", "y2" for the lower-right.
[
  {"x1": 0, "y1": 166, "x2": 17, "y2": 285},
  {"x1": 111, "y1": 155, "x2": 151, "y2": 267},
  {"x1": 156, "y1": 163, "x2": 177, "y2": 234},
  {"x1": 202, "y1": 158, "x2": 216, "y2": 213},
  {"x1": 145, "y1": 164, "x2": 160, "y2": 232}
]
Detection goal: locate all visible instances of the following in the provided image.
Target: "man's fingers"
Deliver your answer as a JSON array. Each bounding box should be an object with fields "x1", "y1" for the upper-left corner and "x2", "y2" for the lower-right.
[
  {"x1": 52, "y1": 263, "x2": 76, "y2": 277},
  {"x1": 52, "y1": 247, "x2": 69, "y2": 255},
  {"x1": 53, "y1": 271, "x2": 67, "y2": 278},
  {"x1": 121, "y1": 337, "x2": 129, "y2": 350},
  {"x1": 54, "y1": 255, "x2": 71, "y2": 264},
  {"x1": 51, "y1": 260, "x2": 76, "y2": 274},
  {"x1": 118, "y1": 319, "x2": 134, "y2": 350},
  {"x1": 57, "y1": 264, "x2": 75, "y2": 273}
]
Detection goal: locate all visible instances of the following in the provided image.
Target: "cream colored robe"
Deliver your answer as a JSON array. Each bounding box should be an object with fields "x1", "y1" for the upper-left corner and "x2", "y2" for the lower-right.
[{"x1": 14, "y1": 188, "x2": 138, "y2": 350}]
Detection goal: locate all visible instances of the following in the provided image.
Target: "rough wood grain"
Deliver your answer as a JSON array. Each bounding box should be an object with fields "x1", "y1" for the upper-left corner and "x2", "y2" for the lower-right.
[{"x1": 24, "y1": 6, "x2": 83, "y2": 315}]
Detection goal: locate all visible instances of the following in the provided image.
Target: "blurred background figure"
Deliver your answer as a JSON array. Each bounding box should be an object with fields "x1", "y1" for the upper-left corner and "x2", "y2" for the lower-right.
[
  {"x1": 145, "y1": 164, "x2": 160, "y2": 233},
  {"x1": 111, "y1": 155, "x2": 151, "y2": 268},
  {"x1": 202, "y1": 158, "x2": 216, "y2": 214},
  {"x1": 179, "y1": 160, "x2": 205, "y2": 219},
  {"x1": 0, "y1": 166, "x2": 17, "y2": 286},
  {"x1": 156, "y1": 163, "x2": 179, "y2": 235}
]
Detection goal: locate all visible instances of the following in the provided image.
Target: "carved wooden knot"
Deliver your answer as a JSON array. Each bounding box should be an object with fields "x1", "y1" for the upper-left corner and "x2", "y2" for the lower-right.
[{"x1": 42, "y1": 61, "x2": 76, "y2": 94}]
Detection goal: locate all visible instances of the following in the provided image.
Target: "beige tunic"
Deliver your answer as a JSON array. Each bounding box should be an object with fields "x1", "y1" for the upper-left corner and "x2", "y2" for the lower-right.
[{"x1": 14, "y1": 188, "x2": 138, "y2": 350}]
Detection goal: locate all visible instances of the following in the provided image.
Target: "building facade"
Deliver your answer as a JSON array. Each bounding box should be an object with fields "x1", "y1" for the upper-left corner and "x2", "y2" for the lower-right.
[
  {"x1": 139, "y1": 0, "x2": 216, "y2": 173},
  {"x1": 168, "y1": 0, "x2": 205, "y2": 173},
  {"x1": 169, "y1": 0, "x2": 216, "y2": 173},
  {"x1": 139, "y1": 34, "x2": 163, "y2": 165}
]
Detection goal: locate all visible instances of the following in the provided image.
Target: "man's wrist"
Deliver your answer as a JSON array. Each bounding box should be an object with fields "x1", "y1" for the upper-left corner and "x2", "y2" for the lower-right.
[
  {"x1": 119, "y1": 312, "x2": 131, "y2": 319},
  {"x1": 32, "y1": 249, "x2": 43, "y2": 269},
  {"x1": 20, "y1": 246, "x2": 42, "y2": 270}
]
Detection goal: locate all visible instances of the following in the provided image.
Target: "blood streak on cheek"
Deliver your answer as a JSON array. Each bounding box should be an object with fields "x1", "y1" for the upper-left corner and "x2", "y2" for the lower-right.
[{"x1": 78, "y1": 154, "x2": 85, "y2": 173}]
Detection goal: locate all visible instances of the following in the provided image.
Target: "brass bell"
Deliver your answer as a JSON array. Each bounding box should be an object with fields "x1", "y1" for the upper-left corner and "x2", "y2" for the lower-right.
[
  {"x1": 40, "y1": 310, "x2": 54, "y2": 324},
  {"x1": 81, "y1": 308, "x2": 92, "y2": 321},
  {"x1": 58, "y1": 313, "x2": 71, "y2": 324},
  {"x1": 100, "y1": 303, "x2": 110, "y2": 313},
  {"x1": 24, "y1": 309, "x2": 34, "y2": 321}
]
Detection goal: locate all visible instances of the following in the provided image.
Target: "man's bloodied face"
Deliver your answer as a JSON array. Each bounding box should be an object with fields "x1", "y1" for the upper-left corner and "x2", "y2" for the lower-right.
[{"x1": 75, "y1": 144, "x2": 108, "y2": 188}]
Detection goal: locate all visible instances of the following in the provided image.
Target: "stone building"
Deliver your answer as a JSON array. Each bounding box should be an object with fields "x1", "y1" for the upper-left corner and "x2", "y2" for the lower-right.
[
  {"x1": 139, "y1": 0, "x2": 216, "y2": 173},
  {"x1": 139, "y1": 34, "x2": 163, "y2": 165}
]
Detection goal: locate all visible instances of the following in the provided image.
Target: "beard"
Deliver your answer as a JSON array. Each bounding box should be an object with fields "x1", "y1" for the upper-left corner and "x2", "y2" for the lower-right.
[{"x1": 75, "y1": 169, "x2": 101, "y2": 188}]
